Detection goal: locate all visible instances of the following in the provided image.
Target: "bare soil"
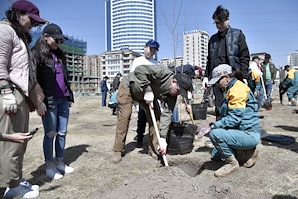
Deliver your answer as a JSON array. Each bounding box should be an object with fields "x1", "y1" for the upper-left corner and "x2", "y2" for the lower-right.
[{"x1": 1, "y1": 90, "x2": 298, "y2": 199}]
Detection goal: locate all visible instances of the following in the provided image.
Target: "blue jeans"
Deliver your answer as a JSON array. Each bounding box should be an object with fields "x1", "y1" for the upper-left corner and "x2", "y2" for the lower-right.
[
  {"x1": 42, "y1": 97, "x2": 70, "y2": 163},
  {"x1": 209, "y1": 128, "x2": 260, "y2": 159},
  {"x1": 102, "y1": 91, "x2": 108, "y2": 107},
  {"x1": 258, "y1": 81, "x2": 273, "y2": 106},
  {"x1": 171, "y1": 105, "x2": 179, "y2": 123}
]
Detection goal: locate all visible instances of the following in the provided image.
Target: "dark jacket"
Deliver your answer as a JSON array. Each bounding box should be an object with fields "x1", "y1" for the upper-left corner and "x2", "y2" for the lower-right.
[
  {"x1": 260, "y1": 61, "x2": 277, "y2": 82},
  {"x1": 111, "y1": 76, "x2": 121, "y2": 92},
  {"x1": 32, "y1": 48, "x2": 74, "y2": 108},
  {"x1": 205, "y1": 26, "x2": 250, "y2": 79},
  {"x1": 100, "y1": 79, "x2": 108, "y2": 92}
]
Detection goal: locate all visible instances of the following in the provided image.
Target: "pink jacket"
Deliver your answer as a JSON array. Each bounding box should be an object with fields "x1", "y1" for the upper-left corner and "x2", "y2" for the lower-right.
[{"x1": 0, "y1": 21, "x2": 29, "y2": 96}]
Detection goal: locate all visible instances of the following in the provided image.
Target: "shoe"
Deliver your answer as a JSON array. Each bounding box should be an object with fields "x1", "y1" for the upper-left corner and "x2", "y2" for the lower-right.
[
  {"x1": 243, "y1": 148, "x2": 258, "y2": 168},
  {"x1": 204, "y1": 140, "x2": 214, "y2": 148},
  {"x1": 21, "y1": 178, "x2": 39, "y2": 191},
  {"x1": 214, "y1": 155, "x2": 239, "y2": 177},
  {"x1": 56, "y1": 162, "x2": 74, "y2": 174},
  {"x1": 46, "y1": 164, "x2": 63, "y2": 180},
  {"x1": 136, "y1": 136, "x2": 143, "y2": 148},
  {"x1": 4, "y1": 180, "x2": 39, "y2": 198},
  {"x1": 112, "y1": 152, "x2": 122, "y2": 164}
]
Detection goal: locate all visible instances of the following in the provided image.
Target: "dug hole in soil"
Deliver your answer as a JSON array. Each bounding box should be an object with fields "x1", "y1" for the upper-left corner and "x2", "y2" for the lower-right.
[{"x1": 1, "y1": 90, "x2": 298, "y2": 199}]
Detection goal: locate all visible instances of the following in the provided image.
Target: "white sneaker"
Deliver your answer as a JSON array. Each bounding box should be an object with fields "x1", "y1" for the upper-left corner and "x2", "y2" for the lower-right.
[
  {"x1": 4, "y1": 180, "x2": 39, "y2": 198},
  {"x1": 56, "y1": 162, "x2": 74, "y2": 174},
  {"x1": 21, "y1": 178, "x2": 39, "y2": 191},
  {"x1": 46, "y1": 166, "x2": 63, "y2": 180}
]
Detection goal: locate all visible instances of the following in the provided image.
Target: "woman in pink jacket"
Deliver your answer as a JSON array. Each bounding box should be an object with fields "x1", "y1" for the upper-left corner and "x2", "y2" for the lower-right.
[{"x1": 0, "y1": 1, "x2": 46, "y2": 198}]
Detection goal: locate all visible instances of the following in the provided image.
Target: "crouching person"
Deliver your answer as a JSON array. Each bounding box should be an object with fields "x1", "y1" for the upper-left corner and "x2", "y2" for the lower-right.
[{"x1": 201, "y1": 64, "x2": 260, "y2": 177}]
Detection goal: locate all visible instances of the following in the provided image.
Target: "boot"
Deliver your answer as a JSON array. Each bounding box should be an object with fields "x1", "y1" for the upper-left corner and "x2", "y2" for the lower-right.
[
  {"x1": 111, "y1": 152, "x2": 122, "y2": 164},
  {"x1": 136, "y1": 136, "x2": 143, "y2": 148},
  {"x1": 291, "y1": 98, "x2": 297, "y2": 106},
  {"x1": 243, "y1": 148, "x2": 258, "y2": 168},
  {"x1": 214, "y1": 155, "x2": 239, "y2": 177}
]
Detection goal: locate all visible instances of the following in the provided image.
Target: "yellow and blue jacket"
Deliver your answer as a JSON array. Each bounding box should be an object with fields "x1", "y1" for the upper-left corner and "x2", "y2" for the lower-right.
[
  {"x1": 285, "y1": 68, "x2": 298, "y2": 88},
  {"x1": 214, "y1": 78, "x2": 260, "y2": 132}
]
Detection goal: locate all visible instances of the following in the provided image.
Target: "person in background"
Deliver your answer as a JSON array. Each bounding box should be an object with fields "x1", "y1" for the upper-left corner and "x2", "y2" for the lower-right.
[
  {"x1": 108, "y1": 90, "x2": 118, "y2": 115},
  {"x1": 112, "y1": 64, "x2": 193, "y2": 165},
  {"x1": 283, "y1": 65, "x2": 298, "y2": 106},
  {"x1": 0, "y1": 0, "x2": 46, "y2": 198},
  {"x1": 130, "y1": 39, "x2": 159, "y2": 148},
  {"x1": 203, "y1": 5, "x2": 250, "y2": 121},
  {"x1": 31, "y1": 23, "x2": 74, "y2": 180},
  {"x1": 200, "y1": 64, "x2": 260, "y2": 177},
  {"x1": 259, "y1": 53, "x2": 277, "y2": 107},
  {"x1": 100, "y1": 76, "x2": 109, "y2": 107},
  {"x1": 248, "y1": 56, "x2": 262, "y2": 101},
  {"x1": 111, "y1": 72, "x2": 122, "y2": 93}
]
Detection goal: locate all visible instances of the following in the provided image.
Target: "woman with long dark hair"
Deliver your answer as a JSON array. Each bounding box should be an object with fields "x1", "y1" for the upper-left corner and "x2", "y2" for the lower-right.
[
  {"x1": 0, "y1": 1, "x2": 46, "y2": 198},
  {"x1": 31, "y1": 23, "x2": 74, "y2": 180}
]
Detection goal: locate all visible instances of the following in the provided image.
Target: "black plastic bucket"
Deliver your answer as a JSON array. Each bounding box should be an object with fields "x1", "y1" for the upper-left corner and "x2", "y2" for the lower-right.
[
  {"x1": 191, "y1": 103, "x2": 207, "y2": 120},
  {"x1": 167, "y1": 122, "x2": 198, "y2": 155}
]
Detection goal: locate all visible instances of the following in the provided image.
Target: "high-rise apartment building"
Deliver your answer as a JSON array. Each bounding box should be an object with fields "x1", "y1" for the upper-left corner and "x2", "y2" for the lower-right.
[
  {"x1": 288, "y1": 50, "x2": 298, "y2": 67},
  {"x1": 183, "y1": 30, "x2": 209, "y2": 69},
  {"x1": 105, "y1": 0, "x2": 157, "y2": 56}
]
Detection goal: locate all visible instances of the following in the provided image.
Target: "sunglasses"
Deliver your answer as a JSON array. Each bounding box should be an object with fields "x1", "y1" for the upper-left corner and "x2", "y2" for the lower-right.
[
  {"x1": 52, "y1": 36, "x2": 64, "y2": 44},
  {"x1": 29, "y1": 17, "x2": 40, "y2": 27}
]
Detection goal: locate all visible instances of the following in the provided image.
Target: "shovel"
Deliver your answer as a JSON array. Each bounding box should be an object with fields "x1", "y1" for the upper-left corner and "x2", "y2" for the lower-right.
[
  {"x1": 148, "y1": 103, "x2": 169, "y2": 167},
  {"x1": 183, "y1": 98, "x2": 195, "y2": 125},
  {"x1": 260, "y1": 76, "x2": 272, "y2": 110}
]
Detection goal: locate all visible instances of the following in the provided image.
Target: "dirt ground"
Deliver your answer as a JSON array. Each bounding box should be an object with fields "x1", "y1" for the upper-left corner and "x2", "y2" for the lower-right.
[{"x1": 1, "y1": 89, "x2": 298, "y2": 199}]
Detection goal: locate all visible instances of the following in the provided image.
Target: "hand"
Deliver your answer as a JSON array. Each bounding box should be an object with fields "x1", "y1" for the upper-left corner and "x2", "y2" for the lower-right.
[
  {"x1": 2, "y1": 132, "x2": 32, "y2": 143},
  {"x1": 254, "y1": 91, "x2": 260, "y2": 98},
  {"x1": 69, "y1": 101, "x2": 73, "y2": 107},
  {"x1": 2, "y1": 92, "x2": 18, "y2": 114},
  {"x1": 157, "y1": 138, "x2": 167, "y2": 155},
  {"x1": 185, "y1": 105, "x2": 191, "y2": 114},
  {"x1": 197, "y1": 124, "x2": 212, "y2": 139},
  {"x1": 202, "y1": 77, "x2": 208, "y2": 89},
  {"x1": 144, "y1": 91, "x2": 154, "y2": 104},
  {"x1": 37, "y1": 102, "x2": 47, "y2": 117}
]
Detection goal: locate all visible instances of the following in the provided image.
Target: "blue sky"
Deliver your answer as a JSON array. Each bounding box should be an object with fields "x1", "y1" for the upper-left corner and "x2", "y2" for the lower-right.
[{"x1": 1, "y1": 0, "x2": 297, "y2": 67}]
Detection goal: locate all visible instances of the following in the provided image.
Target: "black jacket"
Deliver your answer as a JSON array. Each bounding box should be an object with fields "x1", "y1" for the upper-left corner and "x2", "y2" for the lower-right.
[
  {"x1": 32, "y1": 48, "x2": 74, "y2": 108},
  {"x1": 205, "y1": 26, "x2": 250, "y2": 79}
]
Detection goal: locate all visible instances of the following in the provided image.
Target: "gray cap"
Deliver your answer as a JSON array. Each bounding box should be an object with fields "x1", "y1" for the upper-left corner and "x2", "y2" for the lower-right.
[{"x1": 208, "y1": 64, "x2": 232, "y2": 85}]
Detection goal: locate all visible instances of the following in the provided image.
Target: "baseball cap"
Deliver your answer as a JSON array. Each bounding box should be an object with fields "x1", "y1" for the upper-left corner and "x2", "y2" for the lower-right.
[
  {"x1": 145, "y1": 39, "x2": 160, "y2": 51},
  {"x1": 208, "y1": 64, "x2": 233, "y2": 85},
  {"x1": 284, "y1": 65, "x2": 290, "y2": 71},
  {"x1": 265, "y1": 53, "x2": 271, "y2": 59},
  {"x1": 12, "y1": 0, "x2": 46, "y2": 24},
  {"x1": 173, "y1": 73, "x2": 193, "y2": 98},
  {"x1": 252, "y1": 56, "x2": 260, "y2": 61},
  {"x1": 43, "y1": 23, "x2": 68, "y2": 40}
]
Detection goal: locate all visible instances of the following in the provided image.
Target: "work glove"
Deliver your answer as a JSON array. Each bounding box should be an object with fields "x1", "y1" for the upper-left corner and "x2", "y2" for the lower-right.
[
  {"x1": 202, "y1": 77, "x2": 208, "y2": 89},
  {"x1": 157, "y1": 138, "x2": 167, "y2": 155},
  {"x1": 2, "y1": 92, "x2": 18, "y2": 114},
  {"x1": 243, "y1": 79, "x2": 248, "y2": 85},
  {"x1": 37, "y1": 102, "x2": 47, "y2": 117},
  {"x1": 197, "y1": 124, "x2": 212, "y2": 139},
  {"x1": 144, "y1": 91, "x2": 154, "y2": 104}
]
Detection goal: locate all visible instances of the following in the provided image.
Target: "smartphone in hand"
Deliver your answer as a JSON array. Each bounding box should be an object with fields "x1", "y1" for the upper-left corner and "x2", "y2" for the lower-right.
[{"x1": 29, "y1": 127, "x2": 40, "y2": 136}]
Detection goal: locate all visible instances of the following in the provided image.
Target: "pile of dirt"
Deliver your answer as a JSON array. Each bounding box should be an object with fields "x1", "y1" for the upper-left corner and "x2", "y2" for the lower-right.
[{"x1": 98, "y1": 166, "x2": 247, "y2": 199}]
